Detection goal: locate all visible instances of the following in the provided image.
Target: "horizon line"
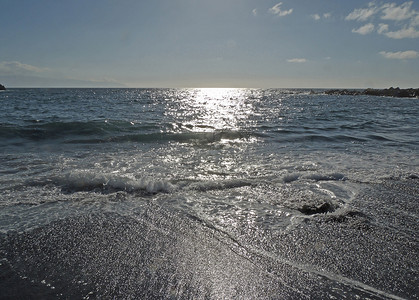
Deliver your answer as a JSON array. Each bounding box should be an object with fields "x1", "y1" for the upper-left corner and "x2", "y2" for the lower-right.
[{"x1": 3, "y1": 86, "x2": 417, "y2": 89}]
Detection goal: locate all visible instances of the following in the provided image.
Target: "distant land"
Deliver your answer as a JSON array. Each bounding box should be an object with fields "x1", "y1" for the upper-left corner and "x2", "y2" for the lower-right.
[
  {"x1": 1, "y1": 84, "x2": 418, "y2": 98},
  {"x1": 323, "y1": 87, "x2": 419, "y2": 98}
]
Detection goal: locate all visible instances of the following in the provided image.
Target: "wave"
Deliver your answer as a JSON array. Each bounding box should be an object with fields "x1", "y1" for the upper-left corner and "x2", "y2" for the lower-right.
[
  {"x1": 282, "y1": 172, "x2": 346, "y2": 183},
  {"x1": 365, "y1": 134, "x2": 393, "y2": 142},
  {"x1": 273, "y1": 131, "x2": 410, "y2": 145},
  {"x1": 185, "y1": 179, "x2": 254, "y2": 192},
  {"x1": 29, "y1": 172, "x2": 256, "y2": 196},
  {"x1": 0, "y1": 121, "x2": 258, "y2": 145},
  {"x1": 276, "y1": 134, "x2": 367, "y2": 144},
  {"x1": 52, "y1": 171, "x2": 175, "y2": 194},
  {"x1": 340, "y1": 121, "x2": 377, "y2": 130},
  {"x1": 0, "y1": 120, "x2": 148, "y2": 140},
  {"x1": 101, "y1": 130, "x2": 257, "y2": 144},
  {"x1": 0, "y1": 120, "x2": 407, "y2": 147}
]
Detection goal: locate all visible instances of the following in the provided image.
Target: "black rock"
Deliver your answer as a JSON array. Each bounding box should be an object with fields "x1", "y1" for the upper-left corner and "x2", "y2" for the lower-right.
[
  {"x1": 325, "y1": 89, "x2": 362, "y2": 96},
  {"x1": 298, "y1": 202, "x2": 334, "y2": 215},
  {"x1": 0, "y1": 84, "x2": 5, "y2": 90},
  {"x1": 325, "y1": 87, "x2": 419, "y2": 98}
]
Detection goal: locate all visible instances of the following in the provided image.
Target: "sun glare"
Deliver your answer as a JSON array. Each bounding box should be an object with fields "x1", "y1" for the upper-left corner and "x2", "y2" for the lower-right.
[
  {"x1": 192, "y1": 88, "x2": 252, "y2": 132},
  {"x1": 196, "y1": 88, "x2": 238, "y2": 100}
]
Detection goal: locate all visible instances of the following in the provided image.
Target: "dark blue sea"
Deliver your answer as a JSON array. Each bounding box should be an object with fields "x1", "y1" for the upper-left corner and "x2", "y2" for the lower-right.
[{"x1": 0, "y1": 88, "x2": 418, "y2": 299}]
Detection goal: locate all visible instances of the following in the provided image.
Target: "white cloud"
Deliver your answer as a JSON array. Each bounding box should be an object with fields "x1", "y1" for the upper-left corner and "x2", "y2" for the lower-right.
[
  {"x1": 311, "y1": 14, "x2": 321, "y2": 21},
  {"x1": 383, "y1": 26, "x2": 419, "y2": 38},
  {"x1": 0, "y1": 61, "x2": 49, "y2": 74},
  {"x1": 346, "y1": 1, "x2": 419, "y2": 39},
  {"x1": 269, "y1": 2, "x2": 293, "y2": 17},
  {"x1": 377, "y1": 23, "x2": 389, "y2": 34},
  {"x1": 381, "y1": 1, "x2": 415, "y2": 21},
  {"x1": 311, "y1": 13, "x2": 331, "y2": 21},
  {"x1": 379, "y1": 50, "x2": 418, "y2": 59},
  {"x1": 252, "y1": 8, "x2": 258, "y2": 16},
  {"x1": 345, "y1": 4, "x2": 378, "y2": 22},
  {"x1": 352, "y1": 23, "x2": 375, "y2": 35},
  {"x1": 311, "y1": 13, "x2": 332, "y2": 21},
  {"x1": 287, "y1": 58, "x2": 307, "y2": 63}
]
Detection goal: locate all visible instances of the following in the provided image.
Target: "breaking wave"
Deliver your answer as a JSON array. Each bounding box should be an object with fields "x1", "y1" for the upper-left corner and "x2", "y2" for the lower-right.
[
  {"x1": 53, "y1": 171, "x2": 175, "y2": 194},
  {"x1": 282, "y1": 172, "x2": 346, "y2": 183},
  {"x1": 0, "y1": 121, "x2": 258, "y2": 145}
]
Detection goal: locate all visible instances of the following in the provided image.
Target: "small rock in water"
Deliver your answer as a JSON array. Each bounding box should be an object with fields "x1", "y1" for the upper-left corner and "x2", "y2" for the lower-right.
[{"x1": 298, "y1": 202, "x2": 333, "y2": 215}]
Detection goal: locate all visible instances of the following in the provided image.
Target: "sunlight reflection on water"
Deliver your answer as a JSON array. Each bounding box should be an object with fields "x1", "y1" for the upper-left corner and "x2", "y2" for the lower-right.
[{"x1": 165, "y1": 88, "x2": 257, "y2": 133}]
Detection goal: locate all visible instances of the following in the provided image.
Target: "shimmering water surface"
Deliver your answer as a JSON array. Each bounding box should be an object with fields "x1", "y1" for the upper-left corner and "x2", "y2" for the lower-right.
[{"x1": 0, "y1": 88, "x2": 418, "y2": 299}]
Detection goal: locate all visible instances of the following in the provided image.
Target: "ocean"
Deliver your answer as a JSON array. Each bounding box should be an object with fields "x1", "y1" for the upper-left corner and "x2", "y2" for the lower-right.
[{"x1": 0, "y1": 88, "x2": 418, "y2": 299}]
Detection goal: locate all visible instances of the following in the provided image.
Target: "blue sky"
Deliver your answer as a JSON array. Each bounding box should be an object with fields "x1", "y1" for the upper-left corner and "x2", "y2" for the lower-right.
[{"x1": 1, "y1": 0, "x2": 418, "y2": 88}]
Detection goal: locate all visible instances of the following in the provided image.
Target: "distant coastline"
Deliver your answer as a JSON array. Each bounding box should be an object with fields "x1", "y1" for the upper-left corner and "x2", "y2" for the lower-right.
[
  {"x1": 1, "y1": 85, "x2": 418, "y2": 98},
  {"x1": 323, "y1": 87, "x2": 419, "y2": 98}
]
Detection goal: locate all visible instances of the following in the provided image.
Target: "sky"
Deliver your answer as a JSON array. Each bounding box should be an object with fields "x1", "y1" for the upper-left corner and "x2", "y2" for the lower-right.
[{"x1": 0, "y1": 0, "x2": 418, "y2": 88}]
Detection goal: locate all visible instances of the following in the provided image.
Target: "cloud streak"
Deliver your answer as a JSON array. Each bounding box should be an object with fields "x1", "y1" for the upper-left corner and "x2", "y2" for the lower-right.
[
  {"x1": 383, "y1": 26, "x2": 419, "y2": 39},
  {"x1": 379, "y1": 50, "x2": 418, "y2": 59},
  {"x1": 287, "y1": 58, "x2": 307, "y2": 63},
  {"x1": 0, "y1": 60, "x2": 124, "y2": 87},
  {"x1": 345, "y1": 3, "x2": 378, "y2": 22},
  {"x1": 377, "y1": 23, "x2": 389, "y2": 34},
  {"x1": 269, "y1": 2, "x2": 293, "y2": 17},
  {"x1": 352, "y1": 23, "x2": 375, "y2": 35},
  {"x1": 0, "y1": 61, "x2": 49, "y2": 74}
]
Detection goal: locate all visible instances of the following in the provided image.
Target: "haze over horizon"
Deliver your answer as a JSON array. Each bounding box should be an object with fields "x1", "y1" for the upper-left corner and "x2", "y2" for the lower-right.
[{"x1": 1, "y1": 0, "x2": 419, "y2": 88}]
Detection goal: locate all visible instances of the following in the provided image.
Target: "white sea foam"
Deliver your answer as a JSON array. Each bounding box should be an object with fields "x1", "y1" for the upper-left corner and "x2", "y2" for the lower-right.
[
  {"x1": 60, "y1": 171, "x2": 175, "y2": 194},
  {"x1": 282, "y1": 172, "x2": 346, "y2": 183},
  {"x1": 186, "y1": 179, "x2": 253, "y2": 192}
]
